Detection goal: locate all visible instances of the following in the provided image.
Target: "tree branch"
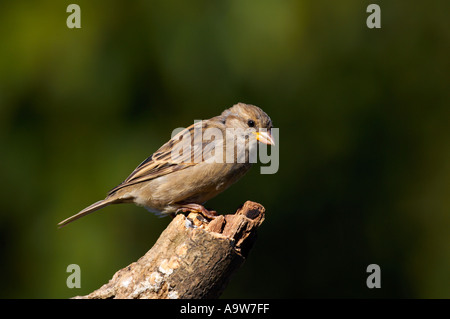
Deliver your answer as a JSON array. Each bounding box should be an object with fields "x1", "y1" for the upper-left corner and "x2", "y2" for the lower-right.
[{"x1": 73, "y1": 201, "x2": 265, "y2": 299}]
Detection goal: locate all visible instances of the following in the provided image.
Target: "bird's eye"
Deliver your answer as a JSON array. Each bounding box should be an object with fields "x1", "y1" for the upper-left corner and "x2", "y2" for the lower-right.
[{"x1": 247, "y1": 119, "x2": 255, "y2": 127}]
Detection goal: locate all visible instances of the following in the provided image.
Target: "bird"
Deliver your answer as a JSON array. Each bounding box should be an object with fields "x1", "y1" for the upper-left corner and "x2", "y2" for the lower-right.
[{"x1": 58, "y1": 102, "x2": 274, "y2": 227}]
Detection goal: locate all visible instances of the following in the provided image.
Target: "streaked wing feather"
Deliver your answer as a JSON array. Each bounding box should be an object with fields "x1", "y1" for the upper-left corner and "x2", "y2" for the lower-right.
[{"x1": 108, "y1": 121, "x2": 223, "y2": 196}]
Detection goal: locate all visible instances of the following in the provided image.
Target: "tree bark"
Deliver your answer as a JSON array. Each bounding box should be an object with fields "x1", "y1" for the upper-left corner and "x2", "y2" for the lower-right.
[{"x1": 73, "y1": 201, "x2": 265, "y2": 299}]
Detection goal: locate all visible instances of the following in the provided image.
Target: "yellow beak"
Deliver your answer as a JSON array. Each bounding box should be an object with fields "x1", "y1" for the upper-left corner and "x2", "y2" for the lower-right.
[{"x1": 254, "y1": 130, "x2": 275, "y2": 145}]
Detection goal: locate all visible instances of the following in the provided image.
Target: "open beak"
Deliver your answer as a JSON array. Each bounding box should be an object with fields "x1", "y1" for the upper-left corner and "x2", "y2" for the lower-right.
[{"x1": 254, "y1": 130, "x2": 275, "y2": 145}]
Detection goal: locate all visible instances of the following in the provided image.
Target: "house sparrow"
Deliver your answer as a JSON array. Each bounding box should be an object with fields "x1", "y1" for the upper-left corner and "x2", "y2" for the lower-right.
[{"x1": 58, "y1": 103, "x2": 274, "y2": 227}]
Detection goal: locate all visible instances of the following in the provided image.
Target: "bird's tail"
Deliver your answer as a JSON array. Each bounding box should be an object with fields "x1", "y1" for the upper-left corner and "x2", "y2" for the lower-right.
[{"x1": 57, "y1": 198, "x2": 118, "y2": 228}]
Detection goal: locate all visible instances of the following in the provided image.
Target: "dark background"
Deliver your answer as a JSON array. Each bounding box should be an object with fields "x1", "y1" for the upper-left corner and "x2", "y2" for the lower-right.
[{"x1": 0, "y1": 1, "x2": 449, "y2": 298}]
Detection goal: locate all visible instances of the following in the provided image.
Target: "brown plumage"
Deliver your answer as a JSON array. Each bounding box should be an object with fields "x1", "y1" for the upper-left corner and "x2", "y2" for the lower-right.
[{"x1": 58, "y1": 103, "x2": 274, "y2": 227}]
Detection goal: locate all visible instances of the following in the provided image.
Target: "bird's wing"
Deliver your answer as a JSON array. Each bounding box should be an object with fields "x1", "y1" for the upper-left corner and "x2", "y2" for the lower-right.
[{"x1": 107, "y1": 120, "x2": 224, "y2": 196}]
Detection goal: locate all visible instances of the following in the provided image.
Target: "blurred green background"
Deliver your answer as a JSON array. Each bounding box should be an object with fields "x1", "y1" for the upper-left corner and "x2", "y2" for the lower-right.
[{"x1": 0, "y1": 0, "x2": 449, "y2": 298}]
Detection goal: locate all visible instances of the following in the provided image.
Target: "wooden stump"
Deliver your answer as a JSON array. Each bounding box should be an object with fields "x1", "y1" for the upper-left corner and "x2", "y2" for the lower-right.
[{"x1": 74, "y1": 201, "x2": 265, "y2": 299}]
